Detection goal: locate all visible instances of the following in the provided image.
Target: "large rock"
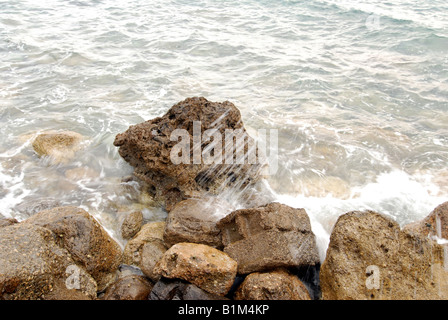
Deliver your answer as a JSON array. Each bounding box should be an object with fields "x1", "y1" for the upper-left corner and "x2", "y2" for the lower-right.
[
  {"x1": 217, "y1": 202, "x2": 320, "y2": 274},
  {"x1": 153, "y1": 242, "x2": 237, "y2": 296},
  {"x1": 163, "y1": 197, "x2": 233, "y2": 248},
  {"x1": 234, "y1": 268, "x2": 311, "y2": 300},
  {"x1": 404, "y1": 201, "x2": 448, "y2": 239},
  {"x1": 113, "y1": 97, "x2": 264, "y2": 211},
  {"x1": 320, "y1": 210, "x2": 448, "y2": 300},
  {"x1": 32, "y1": 130, "x2": 84, "y2": 165},
  {"x1": 0, "y1": 223, "x2": 96, "y2": 300},
  {"x1": 23, "y1": 206, "x2": 122, "y2": 291}
]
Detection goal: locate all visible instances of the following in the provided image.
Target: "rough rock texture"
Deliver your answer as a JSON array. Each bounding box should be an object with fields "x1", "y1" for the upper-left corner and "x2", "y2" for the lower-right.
[
  {"x1": 121, "y1": 211, "x2": 143, "y2": 240},
  {"x1": 23, "y1": 206, "x2": 122, "y2": 292},
  {"x1": 404, "y1": 201, "x2": 448, "y2": 239},
  {"x1": 103, "y1": 275, "x2": 153, "y2": 300},
  {"x1": 140, "y1": 240, "x2": 168, "y2": 282},
  {"x1": 113, "y1": 97, "x2": 264, "y2": 211},
  {"x1": 0, "y1": 223, "x2": 96, "y2": 300},
  {"x1": 217, "y1": 202, "x2": 320, "y2": 274},
  {"x1": 320, "y1": 210, "x2": 448, "y2": 300},
  {"x1": 234, "y1": 269, "x2": 311, "y2": 300},
  {"x1": 163, "y1": 197, "x2": 233, "y2": 248},
  {"x1": 32, "y1": 130, "x2": 84, "y2": 165},
  {"x1": 153, "y1": 242, "x2": 238, "y2": 296},
  {"x1": 149, "y1": 278, "x2": 229, "y2": 300},
  {"x1": 123, "y1": 221, "x2": 166, "y2": 267}
]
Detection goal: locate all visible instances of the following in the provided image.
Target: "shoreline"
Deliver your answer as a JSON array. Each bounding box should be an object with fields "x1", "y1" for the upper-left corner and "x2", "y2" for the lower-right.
[{"x1": 0, "y1": 97, "x2": 447, "y2": 300}]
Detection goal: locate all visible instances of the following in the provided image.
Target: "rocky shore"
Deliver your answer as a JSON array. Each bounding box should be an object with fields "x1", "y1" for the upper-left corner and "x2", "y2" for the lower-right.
[{"x1": 1, "y1": 97, "x2": 447, "y2": 300}]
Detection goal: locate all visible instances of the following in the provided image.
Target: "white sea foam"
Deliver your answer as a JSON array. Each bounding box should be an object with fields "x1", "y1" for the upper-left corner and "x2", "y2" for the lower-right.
[{"x1": 273, "y1": 169, "x2": 446, "y2": 261}]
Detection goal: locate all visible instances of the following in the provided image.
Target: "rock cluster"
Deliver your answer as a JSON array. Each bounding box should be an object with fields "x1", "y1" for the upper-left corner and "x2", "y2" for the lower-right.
[
  {"x1": 113, "y1": 97, "x2": 265, "y2": 212},
  {"x1": 117, "y1": 200, "x2": 318, "y2": 300},
  {"x1": 4, "y1": 97, "x2": 447, "y2": 300}
]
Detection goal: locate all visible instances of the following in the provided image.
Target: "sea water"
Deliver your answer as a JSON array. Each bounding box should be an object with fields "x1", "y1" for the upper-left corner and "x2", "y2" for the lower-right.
[{"x1": 0, "y1": 0, "x2": 447, "y2": 257}]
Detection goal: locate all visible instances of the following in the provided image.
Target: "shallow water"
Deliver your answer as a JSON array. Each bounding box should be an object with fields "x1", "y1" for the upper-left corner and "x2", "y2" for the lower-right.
[{"x1": 1, "y1": 0, "x2": 447, "y2": 256}]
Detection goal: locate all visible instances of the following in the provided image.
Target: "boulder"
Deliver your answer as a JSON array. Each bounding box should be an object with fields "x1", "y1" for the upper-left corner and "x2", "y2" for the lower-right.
[
  {"x1": 404, "y1": 201, "x2": 448, "y2": 239},
  {"x1": 32, "y1": 130, "x2": 84, "y2": 165},
  {"x1": 320, "y1": 210, "x2": 448, "y2": 300},
  {"x1": 23, "y1": 206, "x2": 122, "y2": 292},
  {"x1": 123, "y1": 221, "x2": 166, "y2": 267},
  {"x1": 113, "y1": 97, "x2": 264, "y2": 211},
  {"x1": 153, "y1": 242, "x2": 238, "y2": 296},
  {"x1": 103, "y1": 275, "x2": 153, "y2": 300},
  {"x1": 217, "y1": 202, "x2": 320, "y2": 274},
  {"x1": 121, "y1": 211, "x2": 143, "y2": 240},
  {"x1": 149, "y1": 278, "x2": 228, "y2": 300},
  {"x1": 234, "y1": 268, "x2": 311, "y2": 300},
  {"x1": 163, "y1": 197, "x2": 233, "y2": 248},
  {"x1": 0, "y1": 223, "x2": 96, "y2": 300}
]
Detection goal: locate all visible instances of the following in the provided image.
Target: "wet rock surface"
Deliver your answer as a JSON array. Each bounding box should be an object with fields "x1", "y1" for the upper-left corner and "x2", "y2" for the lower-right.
[
  {"x1": 121, "y1": 210, "x2": 144, "y2": 240},
  {"x1": 149, "y1": 278, "x2": 228, "y2": 300},
  {"x1": 404, "y1": 201, "x2": 448, "y2": 239},
  {"x1": 103, "y1": 275, "x2": 153, "y2": 300},
  {"x1": 320, "y1": 210, "x2": 448, "y2": 300},
  {"x1": 217, "y1": 202, "x2": 320, "y2": 274},
  {"x1": 113, "y1": 97, "x2": 264, "y2": 211},
  {"x1": 163, "y1": 197, "x2": 233, "y2": 248},
  {"x1": 234, "y1": 268, "x2": 311, "y2": 300},
  {"x1": 153, "y1": 242, "x2": 238, "y2": 296},
  {"x1": 22, "y1": 206, "x2": 122, "y2": 292},
  {"x1": 0, "y1": 223, "x2": 97, "y2": 300},
  {"x1": 32, "y1": 130, "x2": 84, "y2": 165},
  {"x1": 122, "y1": 221, "x2": 166, "y2": 267}
]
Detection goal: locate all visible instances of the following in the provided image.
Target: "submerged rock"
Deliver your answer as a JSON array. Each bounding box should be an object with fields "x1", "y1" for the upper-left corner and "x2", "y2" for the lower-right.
[
  {"x1": 23, "y1": 206, "x2": 122, "y2": 292},
  {"x1": 163, "y1": 197, "x2": 233, "y2": 248},
  {"x1": 0, "y1": 223, "x2": 97, "y2": 300},
  {"x1": 320, "y1": 210, "x2": 448, "y2": 300},
  {"x1": 153, "y1": 242, "x2": 238, "y2": 296},
  {"x1": 32, "y1": 130, "x2": 84, "y2": 165},
  {"x1": 234, "y1": 268, "x2": 311, "y2": 300},
  {"x1": 217, "y1": 202, "x2": 320, "y2": 274},
  {"x1": 14, "y1": 198, "x2": 61, "y2": 218},
  {"x1": 113, "y1": 97, "x2": 264, "y2": 211}
]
